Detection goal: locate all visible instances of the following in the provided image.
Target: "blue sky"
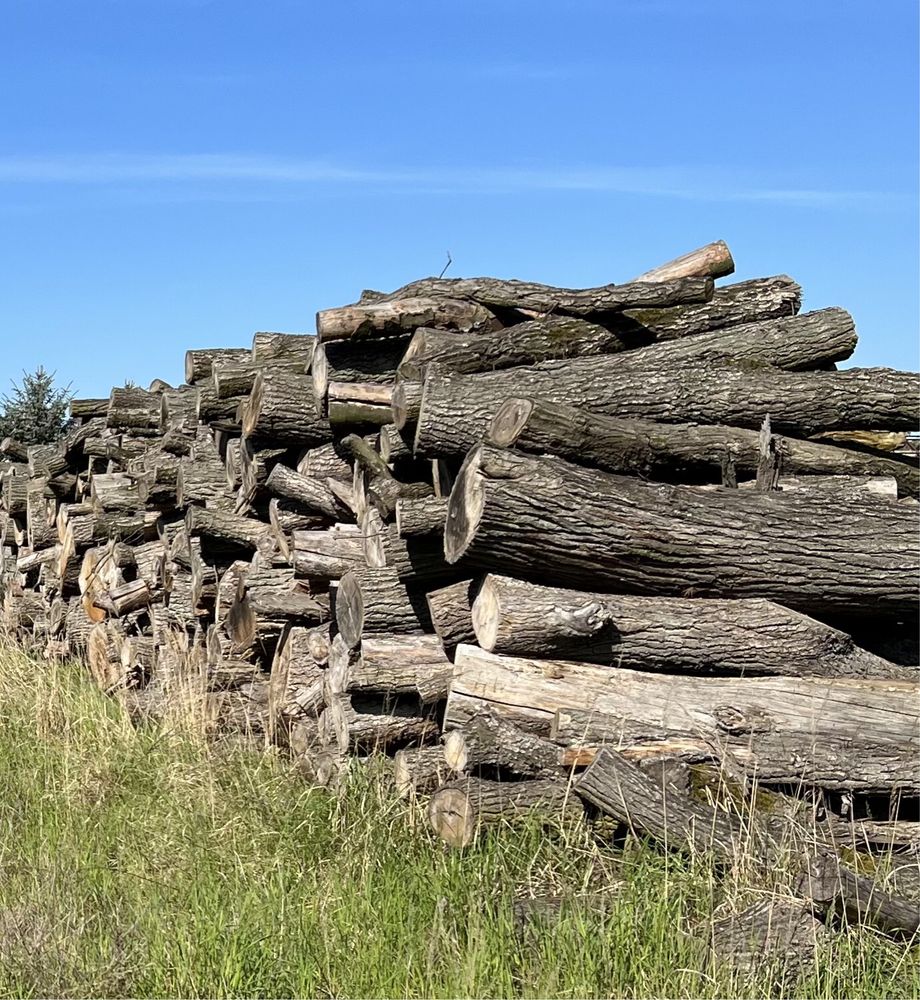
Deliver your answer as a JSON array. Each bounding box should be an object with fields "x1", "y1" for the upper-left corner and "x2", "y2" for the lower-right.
[{"x1": 0, "y1": 0, "x2": 916, "y2": 396}]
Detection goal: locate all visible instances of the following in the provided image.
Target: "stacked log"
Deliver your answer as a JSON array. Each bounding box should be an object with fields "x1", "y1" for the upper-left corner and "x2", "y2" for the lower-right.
[{"x1": 0, "y1": 241, "x2": 917, "y2": 936}]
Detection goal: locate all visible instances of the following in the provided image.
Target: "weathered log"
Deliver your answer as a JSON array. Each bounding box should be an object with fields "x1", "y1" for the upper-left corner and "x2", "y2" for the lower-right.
[
  {"x1": 26, "y1": 479, "x2": 56, "y2": 549},
  {"x1": 445, "y1": 644, "x2": 920, "y2": 746},
  {"x1": 489, "y1": 398, "x2": 920, "y2": 497},
  {"x1": 383, "y1": 275, "x2": 715, "y2": 316},
  {"x1": 238, "y1": 439, "x2": 292, "y2": 501},
  {"x1": 185, "y1": 347, "x2": 250, "y2": 384},
  {"x1": 95, "y1": 579, "x2": 153, "y2": 617},
  {"x1": 242, "y1": 369, "x2": 331, "y2": 444},
  {"x1": 378, "y1": 423, "x2": 414, "y2": 465},
  {"x1": 361, "y1": 507, "x2": 456, "y2": 585},
  {"x1": 443, "y1": 711, "x2": 561, "y2": 777},
  {"x1": 212, "y1": 359, "x2": 273, "y2": 399},
  {"x1": 325, "y1": 692, "x2": 440, "y2": 754},
  {"x1": 312, "y1": 335, "x2": 411, "y2": 406},
  {"x1": 328, "y1": 399, "x2": 393, "y2": 427},
  {"x1": 250, "y1": 331, "x2": 315, "y2": 366},
  {"x1": 397, "y1": 317, "x2": 633, "y2": 381},
  {"x1": 267, "y1": 624, "x2": 326, "y2": 745},
  {"x1": 195, "y1": 380, "x2": 246, "y2": 423},
  {"x1": 425, "y1": 578, "x2": 480, "y2": 648},
  {"x1": 552, "y1": 712, "x2": 918, "y2": 793},
  {"x1": 394, "y1": 496, "x2": 448, "y2": 537},
  {"x1": 394, "y1": 746, "x2": 448, "y2": 798},
  {"x1": 176, "y1": 452, "x2": 237, "y2": 510},
  {"x1": 159, "y1": 385, "x2": 199, "y2": 434},
  {"x1": 631, "y1": 240, "x2": 735, "y2": 283},
  {"x1": 471, "y1": 575, "x2": 905, "y2": 678},
  {"x1": 185, "y1": 505, "x2": 271, "y2": 553},
  {"x1": 296, "y1": 442, "x2": 353, "y2": 482},
  {"x1": 444, "y1": 446, "x2": 919, "y2": 619},
  {"x1": 265, "y1": 464, "x2": 350, "y2": 521},
  {"x1": 427, "y1": 776, "x2": 581, "y2": 848},
  {"x1": 291, "y1": 525, "x2": 364, "y2": 579},
  {"x1": 335, "y1": 568, "x2": 432, "y2": 648},
  {"x1": 316, "y1": 297, "x2": 499, "y2": 342},
  {"x1": 106, "y1": 387, "x2": 162, "y2": 434},
  {"x1": 332, "y1": 633, "x2": 452, "y2": 703},
  {"x1": 70, "y1": 398, "x2": 109, "y2": 420}
]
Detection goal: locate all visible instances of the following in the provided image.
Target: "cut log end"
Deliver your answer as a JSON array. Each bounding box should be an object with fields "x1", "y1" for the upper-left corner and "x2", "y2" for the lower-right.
[
  {"x1": 427, "y1": 785, "x2": 476, "y2": 848},
  {"x1": 444, "y1": 447, "x2": 486, "y2": 564},
  {"x1": 335, "y1": 571, "x2": 364, "y2": 649},
  {"x1": 488, "y1": 397, "x2": 534, "y2": 449}
]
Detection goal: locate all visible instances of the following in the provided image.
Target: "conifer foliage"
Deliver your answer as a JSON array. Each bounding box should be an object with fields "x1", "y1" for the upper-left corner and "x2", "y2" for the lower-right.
[{"x1": 0, "y1": 366, "x2": 73, "y2": 444}]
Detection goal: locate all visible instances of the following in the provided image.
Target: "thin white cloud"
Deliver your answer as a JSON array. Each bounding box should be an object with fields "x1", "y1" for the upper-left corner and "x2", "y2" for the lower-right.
[{"x1": 0, "y1": 152, "x2": 905, "y2": 208}]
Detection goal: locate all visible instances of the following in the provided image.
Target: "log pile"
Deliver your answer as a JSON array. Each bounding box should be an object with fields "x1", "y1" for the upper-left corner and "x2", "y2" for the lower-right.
[{"x1": 0, "y1": 239, "x2": 917, "y2": 940}]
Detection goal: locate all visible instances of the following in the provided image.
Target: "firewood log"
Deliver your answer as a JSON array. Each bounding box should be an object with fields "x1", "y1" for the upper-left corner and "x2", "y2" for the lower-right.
[
  {"x1": 324, "y1": 692, "x2": 440, "y2": 754},
  {"x1": 184, "y1": 347, "x2": 250, "y2": 384},
  {"x1": 444, "y1": 446, "x2": 919, "y2": 619},
  {"x1": 265, "y1": 464, "x2": 350, "y2": 521},
  {"x1": 316, "y1": 297, "x2": 499, "y2": 342},
  {"x1": 470, "y1": 574, "x2": 906, "y2": 678},
  {"x1": 296, "y1": 442, "x2": 353, "y2": 482},
  {"x1": 312, "y1": 335, "x2": 411, "y2": 409},
  {"x1": 106, "y1": 387, "x2": 162, "y2": 434},
  {"x1": 425, "y1": 578, "x2": 480, "y2": 648},
  {"x1": 291, "y1": 524, "x2": 364, "y2": 579},
  {"x1": 250, "y1": 331, "x2": 315, "y2": 365},
  {"x1": 489, "y1": 397, "x2": 920, "y2": 498},
  {"x1": 267, "y1": 624, "x2": 327, "y2": 745},
  {"x1": 328, "y1": 633, "x2": 452, "y2": 703},
  {"x1": 443, "y1": 710, "x2": 561, "y2": 778},
  {"x1": 394, "y1": 496, "x2": 448, "y2": 537},
  {"x1": 382, "y1": 274, "x2": 714, "y2": 316},
  {"x1": 70, "y1": 398, "x2": 109, "y2": 420},
  {"x1": 335, "y1": 568, "x2": 432, "y2": 648},
  {"x1": 445, "y1": 644, "x2": 920, "y2": 747},
  {"x1": 242, "y1": 369, "x2": 331, "y2": 444},
  {"x1": 394, "y1": 746, "x2": 448, "y2": 798}
]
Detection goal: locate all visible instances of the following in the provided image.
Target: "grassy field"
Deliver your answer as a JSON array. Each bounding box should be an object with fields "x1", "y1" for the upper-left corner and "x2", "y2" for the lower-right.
[{"x1": 0, "y1": 644, "x2": 915, "y2": 999}]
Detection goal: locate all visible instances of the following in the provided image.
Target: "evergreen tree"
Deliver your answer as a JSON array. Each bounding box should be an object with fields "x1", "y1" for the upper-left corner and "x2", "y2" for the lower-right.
[{"x1": 0, "y1": 367, "x2": 74, "y2": 444}]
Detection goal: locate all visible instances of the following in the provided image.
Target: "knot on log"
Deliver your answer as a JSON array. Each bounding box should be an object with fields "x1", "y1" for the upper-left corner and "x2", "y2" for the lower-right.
[
  {"x1": 550, "y1": 601, "x2": 611, "y2": 636},
  {"x1": 713, "y1": 704, "x2": 772, "y2": 735}
]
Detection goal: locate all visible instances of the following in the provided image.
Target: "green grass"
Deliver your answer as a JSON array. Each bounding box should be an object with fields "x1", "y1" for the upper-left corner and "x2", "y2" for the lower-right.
[{"x1": 0, "y1": 644, "x2": 915, "y2": 998}]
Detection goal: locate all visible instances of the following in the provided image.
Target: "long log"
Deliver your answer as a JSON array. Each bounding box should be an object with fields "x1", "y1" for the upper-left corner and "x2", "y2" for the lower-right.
[
  {"x1": 630, "y1": 240, "x2": 735, "y2": 282},
  {"x1": 488, "y1": 397, "x2": 920, "y2": 497},
  {"x1": 316, "y1": 297, "x2": 499, "y2": 342},
  {"x1": 444, "y1": 446, "x2": 919, "y2": 618},
  {"x1": 445, "y1": 644, "x2": 920, "y2": 746},
  {"x1": 325, "y1": 692, "x2": 440, "y2": 754},
  {"x1": 470, "y1": 575, "x2": 906, "y2": 678},
  {"x1": 185, "y1": 505, "x2": 271, "y2": 553},
  {"x1": 552, "y1": 711, "x2": 919, "y2": 794},
  {"x1": 382, "y1": 275, "x2": 715, "y2": 315}
]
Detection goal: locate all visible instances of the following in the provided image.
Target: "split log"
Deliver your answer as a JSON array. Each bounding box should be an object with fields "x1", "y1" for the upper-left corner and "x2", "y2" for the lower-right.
[
  {"x1": 331, "y1": 633, "x2": 452, "y2": 703},
  {"x1": 325, "y1": 692, "x2": 440, "y2": 754},
  {"x1": 489, "y1": 398, "x2": 920, "y2": 498},
  {"x1": 425, "y1": 578, "x2": 479, "y2": 648},
  {"x1": 631, "y1": 240, "x2": 735, "y2": 282},
  {"x1": 185, "y1": 347, "x2": 250, "y2": 384},
  {"x1": 552, "y1": 712, "x2": 918, "y2": 793},
  {"x1": 265, "y1": 464, "x2": 350, "y2": 521},
  {"x1": 394, "y1": 746, "x2": 448, "y2": 798},
  {"x1": 444, "y1": 446, "x2": 919, "y2": 619},
  {"x1": 445, "y1": 644, "x2": 920, "y2": 747},
  {"x1": 316, "y1": 297, "x2": 499, "y2": 342},
  {"x1": 335, "y1": 568, "x2": 432, "y2": 648},
  {"x1": 250, "y1": 331, "x2": 315, "y2": 366},
  {"x1": 242, "y1": 369, "x2": 331, "y2": 445},
  {"x1": 427, "y1": 776, "x2": 581, "y2": 848},
  {"x1": 443, "y1": 711, "x2": 561, "y2": 777},
  {"x1": 383, "y1": 275, "x2": 715, "y2": 316},
  {"x1": 470, "y1": 575, "x2": 905, "y2": 678}
]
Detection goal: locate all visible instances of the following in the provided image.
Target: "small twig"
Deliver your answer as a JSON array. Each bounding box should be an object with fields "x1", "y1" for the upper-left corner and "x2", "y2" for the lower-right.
[{"x1": 437, "y1": 251, "x2": 453, "y2": 279}]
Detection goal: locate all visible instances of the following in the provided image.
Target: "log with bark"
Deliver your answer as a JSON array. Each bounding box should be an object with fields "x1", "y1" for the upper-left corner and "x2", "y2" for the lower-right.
[
  {"x1": 329, "y1": 633, "x2": 453, "y2": 703},
  {"x1": 381, "y1": 274, "x2": 715, "y2": 316},
  {"x1": 250, "y1": 332, "x2": 315, "y2": 366},
  {"x1": 444, "y1": 446, "x2": 919, "y2": 619},
  {"x1": 488, "y1": 397, "x2": 920, "y2": 497},
  {"x1": 324, "y1": 691, "x2": 440, "y2": 754},
  {"x1": 291, "y1": 524, "x2": 365, "y2": 579},
  {"x1": 445, "y1": 644, "x2": 920, "y2": 748},
  {"x1": 630, "y1": 240, "x2": 735, "y2": 282},
  {"x1": 470, "y1": 574, "x2": 906, "y2": 678},
  {"x1": 312, "y1": 335, "x2": 411, "y2": 407},
  {"x1": 317, "y1": 297, "x2": 500, "y2": 342},
  {"x1": 264, "y1": 464, "x2": 351, "y2": 522},
  {"x1": 334, "y1": 568, "x2": 432, "y2": 648},
  {"x1": 443, "y1": 710, "x2": 561, "y2": 778},
  {"x1": 425, "y1": 578, "x2": 480, "y2": 649},
  {"x1": 242, "y1": 369, "x2": 332, "y2": 445},
  {"x1": 106, "y1": 387, "x2": 163, "y2": 434},
  {"x1": 185, "y1": 347, "x2": 250, "y2": 385}
]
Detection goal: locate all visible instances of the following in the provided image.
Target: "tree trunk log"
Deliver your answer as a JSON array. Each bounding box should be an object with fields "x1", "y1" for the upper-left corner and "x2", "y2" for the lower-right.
[
  {"x1": 427, "y1": 776, "x2": 581, "y2": 848},
  {"x1": 552, "y1": 711, "x2": 918, "y2": 793},
  {"x1": 394, "y1": 746, "x2": 449, "y2": 798},
  {"x1": 317, "y1": 297, "x2": 499, "y2": 342},
  {"x1": 445, "y1": 644, "x2": 920, "y2": 746},
  {"x1": 470, "y1": 574, "x2": 905, "y2": 678},
  {"x1": 312, "y1": 335, "x2": 411, "y2": 406},
  {"x1": 267, "y1": 624, "x2": 326, "y2": 746},
  {"x1": 488, "y1": 397, "x2": 920, "y2": 498},
  {"x1": 250, "y1": 331, "x2": 315, "y2": 366},
  {"x1": 291, "y1": 525, "x2": 365, "y2": 580},
  {"x1": 395, "y1": 496, "x2": 449, "y2": 537},
  {"x1": 325, "y1": 692, "x2": 440, "y2": 754},
  {"x1": 185, "y1": 505, "x2": 271, "y2": 553},
  {"x1": 383, "y1": 275, "x2": 715, "y2": 315},
  {"x1": 631, "y1": 240, "x2": 735, "y2": 282},
  {"x1": 185, "y1": 347, "x2": 250, "y2": 384},
  {"x1": 106, "y1": 387, "x2": 162, "y2": 434},
  {"x1": 378, "y1": 423, "x2": 414, "y2": 464},
  {"x1": 361, "y1": 507, "x2": 456, "y2": 585},
  {"x1": 444, "y1": 446, "x2": 919, "y2": 619},
  {"x1": 296, "y1": 442, "x2": 353, "y2": 482},
  {"x1": 242, "y1": 369, "x2": 331, "y2": 444},
  {"x1": 334, "y1": 568, "x2": 432, "y2": 648},
  {"x1": 426, "y1": 578, "x2": 480, "y2": 648},
  {"x1": 332, "y1": 633, "x2": 452, "y2": 703}
]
